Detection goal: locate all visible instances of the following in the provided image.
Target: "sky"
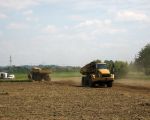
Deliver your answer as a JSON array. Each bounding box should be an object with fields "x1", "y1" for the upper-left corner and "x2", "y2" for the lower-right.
[{"x1": 0, "y1": 0, "x2": 150, "y2": 66}]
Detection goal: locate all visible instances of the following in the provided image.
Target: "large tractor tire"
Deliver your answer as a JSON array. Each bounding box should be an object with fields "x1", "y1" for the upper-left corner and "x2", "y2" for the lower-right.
[
  {"x1": 107, "y1": 82, "x2": 113, "y2": 87},
  {"x1": 87, "y1": 76, "x2": 95, "y2": 87},
  {"x1": 44, "y1": 74, "x2": 51, "y2": 81},
  {"x1": 81, "y1": 77, "x2": 85, "y2": 87},
  {"x1": 82, "y1": 76, "x2": 89, "y2": 87}
]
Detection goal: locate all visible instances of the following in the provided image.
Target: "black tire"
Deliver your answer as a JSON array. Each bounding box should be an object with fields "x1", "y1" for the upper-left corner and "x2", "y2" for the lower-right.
[
  {"x1": 84, "y1": 76, "x2": 88, "y2": 87},
  {"x1": 107, "y1": 82, "x2": 113, "y2": 87},
  {"x1": 81, "y1": 77, "x2": 85, "y2": 87},
  {"x1": 87, "y1": 76, "x2": 94, "y2": 87},
  {"x1": 44, "y1": 75, "x2": 51, "y2": 81},
  {"x1": 82, "y1": 76, "x2": 94, "y2": 87}
]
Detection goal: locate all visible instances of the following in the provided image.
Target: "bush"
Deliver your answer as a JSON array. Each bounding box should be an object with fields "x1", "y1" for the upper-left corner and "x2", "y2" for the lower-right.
[
  {"x1": 114, "y1": 61, "x2": 129, "y2": 78},
  {"x1": 104, "y1": 60, "x2": 129, "y2": 78}
]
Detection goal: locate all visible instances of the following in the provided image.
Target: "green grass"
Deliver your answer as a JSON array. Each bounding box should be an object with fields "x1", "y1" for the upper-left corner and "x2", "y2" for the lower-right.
[
  {"x1": 0, "y1": 73, "x2": 30, "y2": 82},
  {"x1": 14, "y1": 71, "x2": 81, "y2": 79},
  {"x1": 15, "y1": 73, "x2": 28, "y2": 80},
  {"x1": 125, "y1": 72, "x2": 150, "y2": 80},
  {"x1": 51, "y1": 71, "x2": 81, "y2": 78},
  {"x1": 0, "y1": 71, "x2": 81, "y2": 82}
]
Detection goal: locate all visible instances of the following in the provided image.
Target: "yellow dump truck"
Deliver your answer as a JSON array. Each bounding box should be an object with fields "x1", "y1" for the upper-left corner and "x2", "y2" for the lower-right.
[
  {"x1": 28, "y1": 67, "x2": 51, "y2": 81},
  {"x1": 80, "y1": 61, "x2": 114, "y2": 87}
]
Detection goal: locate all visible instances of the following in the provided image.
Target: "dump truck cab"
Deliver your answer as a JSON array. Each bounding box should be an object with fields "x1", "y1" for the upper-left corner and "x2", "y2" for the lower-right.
[
  {"x1": 96, "y1": 63, "x2": 110, "y2": 75},
  {"x1": 80, "y1": 62, "x2": 114, "y2": 87},
  {"x1": 92, "y1": 63, "x2": 114, "y2": 82}
]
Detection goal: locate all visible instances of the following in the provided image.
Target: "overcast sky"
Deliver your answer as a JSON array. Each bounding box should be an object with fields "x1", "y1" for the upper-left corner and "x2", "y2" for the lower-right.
[{"x1": 0, "y1": 0, "x2": 150, "y2": 66}]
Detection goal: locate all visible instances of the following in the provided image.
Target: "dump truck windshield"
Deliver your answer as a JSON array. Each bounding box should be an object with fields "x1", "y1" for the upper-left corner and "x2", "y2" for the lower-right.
[{"x1": 96, "y1": 64, "x2": 108, "y2": 69}]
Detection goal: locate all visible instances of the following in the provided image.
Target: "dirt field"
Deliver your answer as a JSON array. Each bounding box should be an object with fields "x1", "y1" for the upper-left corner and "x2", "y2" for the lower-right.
[{"x1": 0, "y1": 78, "x2": 150, "y2": 120}]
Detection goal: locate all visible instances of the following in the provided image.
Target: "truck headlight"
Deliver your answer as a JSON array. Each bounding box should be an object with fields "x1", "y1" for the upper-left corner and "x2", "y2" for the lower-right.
[
  {"x1": 92, "y1": 74, "x2": 95, "y2": 79},
  {"x1": 111, "y1": 74, "x2": 114, "y2": 78}
]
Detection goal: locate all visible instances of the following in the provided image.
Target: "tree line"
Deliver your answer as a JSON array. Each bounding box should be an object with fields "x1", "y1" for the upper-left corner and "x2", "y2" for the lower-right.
[
  {"x1": 0, "y1": 43, "x2": 149, "y2": 78},
  {"x1": 0, "y1": 65, "x2": 80, "y2": 74},
  {"x1": 103, "y1": 43, "x2": 150, "y2": 78}
]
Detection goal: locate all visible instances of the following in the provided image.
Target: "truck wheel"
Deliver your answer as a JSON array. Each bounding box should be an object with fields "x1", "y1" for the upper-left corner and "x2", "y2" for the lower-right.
[
  {"x1": 107, "y1": 82, "x2": 113, "y2": 87},
  {"x1": 82, "y1": 76, "x2": 86, "y2": 87},
  {"x1": 88, "y1": 77, "x2": 94, "y2": 87},
  {"x1": 81, "y1": 77, "x2": 85, "y2": 87},
  {"x1": 82, "y1": 77, "x2": 87, "y2": 87}
]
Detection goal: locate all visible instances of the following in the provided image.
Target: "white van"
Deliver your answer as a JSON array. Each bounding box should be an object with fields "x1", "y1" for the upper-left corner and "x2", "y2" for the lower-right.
[
  {"x1": 7, "y1": 74, "x2": 15, "y2": 79},
  {"x1": 0, "y1": 72, "x2": 8, "y2": 79}
]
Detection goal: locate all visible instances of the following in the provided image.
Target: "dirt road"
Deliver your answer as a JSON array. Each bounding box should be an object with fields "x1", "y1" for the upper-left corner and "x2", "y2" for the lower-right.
[{"x1": 0, "y1": 78, "x2": 149, "y2": 120}]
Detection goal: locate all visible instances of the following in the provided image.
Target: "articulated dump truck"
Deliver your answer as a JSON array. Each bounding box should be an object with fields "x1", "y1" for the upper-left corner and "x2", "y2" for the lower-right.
[
  {"x1": 80, "y1": 61, "x2": 114, "y2": 87},
  {"x1": 28, "y1": 67, "x2": 51, "y2": 81}
]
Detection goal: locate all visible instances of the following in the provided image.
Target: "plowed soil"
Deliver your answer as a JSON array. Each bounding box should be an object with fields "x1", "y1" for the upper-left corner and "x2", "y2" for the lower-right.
[{"x1": 0, "y1": 78, "x2": 150, "y2": 120}]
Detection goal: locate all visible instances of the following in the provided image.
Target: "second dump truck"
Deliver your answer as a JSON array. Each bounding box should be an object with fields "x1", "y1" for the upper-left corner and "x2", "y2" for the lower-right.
[
  {"x1": 80, "y1": 61, "x2": 114, "y2": 87},
  {"x1": 28, "y1": 67, "x2": 51, "y2": 81}
]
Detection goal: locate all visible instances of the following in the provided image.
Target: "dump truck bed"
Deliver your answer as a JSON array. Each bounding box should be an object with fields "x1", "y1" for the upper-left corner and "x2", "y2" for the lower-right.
[
  {"x1": 80, "y1": 62, "x2": 106, "y2": 75},
  {"x1": 31, "y1": 67, "x2": 51, "y2": 74}
]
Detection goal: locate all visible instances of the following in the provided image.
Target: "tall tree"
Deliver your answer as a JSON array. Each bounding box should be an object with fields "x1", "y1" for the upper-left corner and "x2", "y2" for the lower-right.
[{"x1": 135, "y1": 43, "x2": 150, "y2": 75}]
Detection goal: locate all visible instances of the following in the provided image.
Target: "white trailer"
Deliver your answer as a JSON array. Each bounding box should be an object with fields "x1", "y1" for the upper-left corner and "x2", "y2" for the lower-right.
[
  {"x1": 0, "y1": 72, "x2": 8, "y2": 79},
  {"x1": 0, "y1": 72, "x2": 15, "y2": 79}
]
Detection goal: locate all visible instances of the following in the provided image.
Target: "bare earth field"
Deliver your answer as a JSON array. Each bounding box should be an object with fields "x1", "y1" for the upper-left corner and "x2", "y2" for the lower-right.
[{"x1": 0, "y1": 77, "x2": 150, "y2": 120}]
